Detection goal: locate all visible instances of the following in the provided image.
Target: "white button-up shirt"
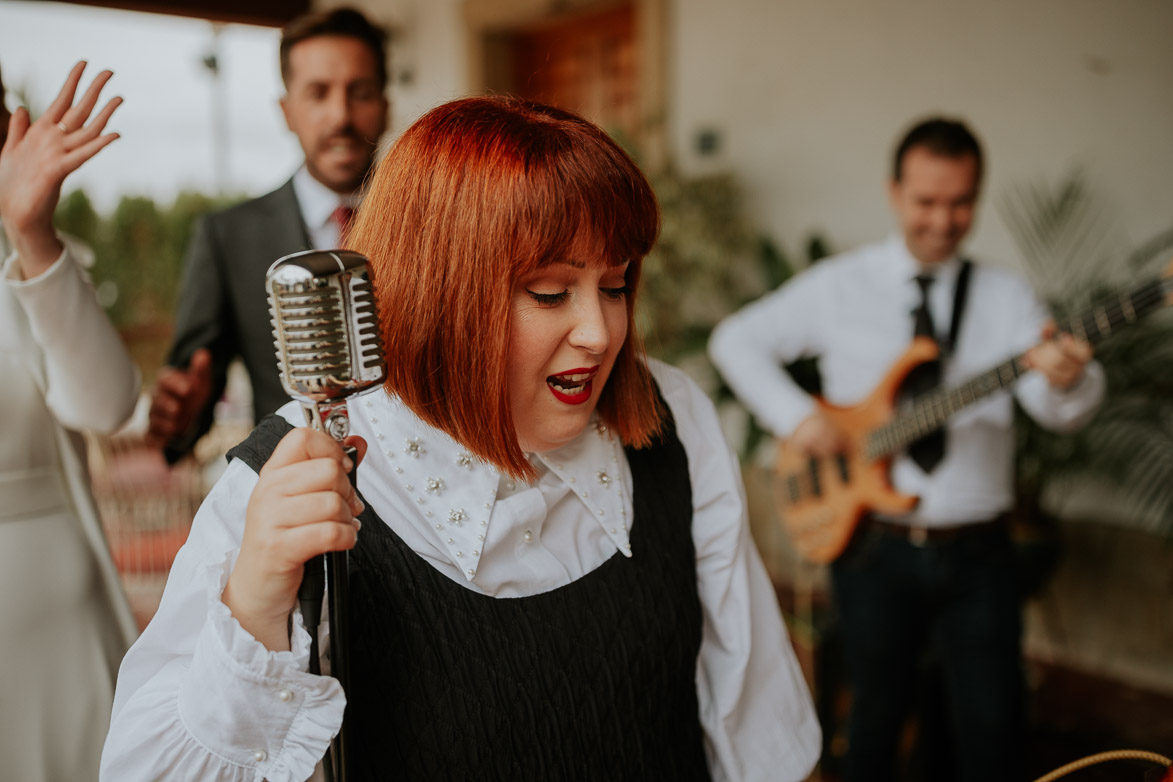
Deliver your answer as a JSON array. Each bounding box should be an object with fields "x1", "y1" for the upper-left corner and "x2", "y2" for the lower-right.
[
  {"x1": 708, "y1": 235, "x2": 1106, "y2": 527},
  {"x1": 101, "y1": 359, "x2": 821, "y2": 782},
  {"x1": 291, "y1": 166, "x2": 360, "y2": 251}
]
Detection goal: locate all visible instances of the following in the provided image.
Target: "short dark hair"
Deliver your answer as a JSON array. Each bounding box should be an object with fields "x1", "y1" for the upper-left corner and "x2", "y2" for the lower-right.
[
  {"x1": 279, "y1": 7, "x2": 388, "y2": 90},
  {"x1": 893, "y1": 117, "x2": 983, "y2": 183}
]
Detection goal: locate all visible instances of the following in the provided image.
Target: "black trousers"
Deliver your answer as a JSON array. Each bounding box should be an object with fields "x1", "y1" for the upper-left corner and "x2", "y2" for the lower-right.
[{"x1": 831, "y1": 521, "x2": 1024, "y2": 782}]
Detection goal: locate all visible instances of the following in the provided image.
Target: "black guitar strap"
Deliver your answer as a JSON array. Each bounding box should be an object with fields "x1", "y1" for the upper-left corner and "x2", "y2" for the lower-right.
[{"x1": 943, "y1": 259, "x2": 973, "y2": 356}]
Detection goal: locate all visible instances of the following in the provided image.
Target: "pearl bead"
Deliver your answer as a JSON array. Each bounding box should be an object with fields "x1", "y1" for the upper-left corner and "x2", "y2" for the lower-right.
[{"x1": 522, "y1": 530, "x2": 534, "y2": 542}]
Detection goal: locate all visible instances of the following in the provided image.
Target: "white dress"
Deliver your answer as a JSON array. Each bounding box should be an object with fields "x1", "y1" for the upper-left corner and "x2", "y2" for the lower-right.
[{"x1": 0, "y1": 232, "x2": 140, "y2": 782}]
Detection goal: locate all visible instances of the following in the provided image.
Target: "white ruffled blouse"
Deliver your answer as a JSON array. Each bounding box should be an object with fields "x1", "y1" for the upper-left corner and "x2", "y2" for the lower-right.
[{"x1": 101, "y1": 360, "x2": 820, "y2": 781}]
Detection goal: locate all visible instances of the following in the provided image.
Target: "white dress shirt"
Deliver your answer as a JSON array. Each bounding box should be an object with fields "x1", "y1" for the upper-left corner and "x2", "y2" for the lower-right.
[
  {"x1": 102, "y1": 359, "x2": 821, "y2": 782},
  {"x1": 291, "y1": 166, "x2": 361, "y2": 250},
  {"x1": 708, "y1": 235, "x2": 1106, "y2": 527}
]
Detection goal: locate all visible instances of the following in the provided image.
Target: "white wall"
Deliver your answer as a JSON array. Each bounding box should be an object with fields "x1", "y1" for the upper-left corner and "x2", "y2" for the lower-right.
[
  {"x1": 347, "y1": 0, "x2": 470, "y2": 143},
  {"x1": 669, "y1": 0, "x2": 1173, "y2": 273},
  {"x1": 357, "y1": 0, "x2": 1173, "y2": 272}
]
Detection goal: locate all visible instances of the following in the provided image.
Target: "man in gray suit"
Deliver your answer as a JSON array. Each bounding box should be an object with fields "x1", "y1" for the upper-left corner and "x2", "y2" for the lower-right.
[{"x1": 147, "y1": 7, "x2": 389, "y2": 460}]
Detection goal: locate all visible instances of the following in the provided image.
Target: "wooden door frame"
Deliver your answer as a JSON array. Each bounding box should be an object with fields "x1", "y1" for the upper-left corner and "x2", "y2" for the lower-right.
[{"x1": 462, "y1": 0, "x2": 667, "y2": 171}]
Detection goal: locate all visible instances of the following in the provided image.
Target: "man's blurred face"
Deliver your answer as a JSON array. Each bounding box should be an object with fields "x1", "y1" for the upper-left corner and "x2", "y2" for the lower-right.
[
  {"x1": 280, "y1": 35, "x2": 388, "y2": 195},
  {"x1": 888, "y1": 147, "x2": 980, "y2": 266}
]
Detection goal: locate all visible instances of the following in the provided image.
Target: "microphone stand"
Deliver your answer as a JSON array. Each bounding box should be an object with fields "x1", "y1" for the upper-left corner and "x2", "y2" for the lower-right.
[
  {"x1": 268, "y1": 248, "x2": 386, "y2": 782},
  {"x1": 302, "y1": 400, "x2": 355, "y2": 782}
]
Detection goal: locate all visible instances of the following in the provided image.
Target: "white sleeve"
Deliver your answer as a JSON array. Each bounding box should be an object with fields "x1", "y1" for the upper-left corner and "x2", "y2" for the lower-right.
[
  {"x1": 707, "y1": 269, "x2": 828, "y2": 438},
  {"x1": 651, "y1": 361, "x2": 821, "y2": 782},
  {"x1": 101, "y1": 457, "x2": 345, "y2": 782},
  {"x1": 4, "y1": 245, "x2": 140, "y2": 433}
]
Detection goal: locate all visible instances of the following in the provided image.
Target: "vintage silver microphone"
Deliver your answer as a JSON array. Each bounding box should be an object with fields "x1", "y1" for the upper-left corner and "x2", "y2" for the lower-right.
[{"x1": 266, "y1": 249, "x2": 386, "y2": 782}]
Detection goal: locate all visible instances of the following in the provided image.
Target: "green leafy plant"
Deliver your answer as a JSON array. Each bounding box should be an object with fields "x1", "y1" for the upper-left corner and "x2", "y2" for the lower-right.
[
  {"x1": 637, "y1": 163, "x2": 828, "y2": 456},
  {"x1": 55, "y1": 188, "x2": 244, "y2": 378},
  {"x1": 999, "y1": 171, "x2": 1173, "y2": 535}
]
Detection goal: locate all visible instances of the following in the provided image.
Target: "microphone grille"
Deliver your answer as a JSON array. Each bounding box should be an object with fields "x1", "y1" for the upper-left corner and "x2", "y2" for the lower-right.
[{"x1": 267, "y1": 250, "x2": 387, "y2": 405}]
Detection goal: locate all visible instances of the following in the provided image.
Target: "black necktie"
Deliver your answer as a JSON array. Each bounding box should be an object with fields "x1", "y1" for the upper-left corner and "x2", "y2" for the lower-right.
[{"x1": 903, "y1": 274, "x2": 945, "y2": 472}]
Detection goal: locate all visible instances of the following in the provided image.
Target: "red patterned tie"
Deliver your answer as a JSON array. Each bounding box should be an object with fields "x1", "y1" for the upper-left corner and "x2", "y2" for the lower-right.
[{"x1": 331, "y1": 204, "x2": 355, "y2": 246}]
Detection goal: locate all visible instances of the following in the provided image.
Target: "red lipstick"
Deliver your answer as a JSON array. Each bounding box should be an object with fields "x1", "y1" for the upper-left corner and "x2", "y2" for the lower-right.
[{"x1": 546, "y1": 366, "x2": 599, "y2": 405}]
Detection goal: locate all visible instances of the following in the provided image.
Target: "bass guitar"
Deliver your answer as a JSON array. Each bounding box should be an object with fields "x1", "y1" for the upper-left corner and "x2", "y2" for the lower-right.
[{"x1": 775, "y1": 260, "x2": 1173, "y2": 564}]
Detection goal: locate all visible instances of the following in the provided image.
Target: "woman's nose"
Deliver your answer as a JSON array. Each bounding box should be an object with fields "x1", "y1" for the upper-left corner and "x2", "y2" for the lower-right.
[{"x1": 568, "y1": 298, "x2": 611, "y2": 354}]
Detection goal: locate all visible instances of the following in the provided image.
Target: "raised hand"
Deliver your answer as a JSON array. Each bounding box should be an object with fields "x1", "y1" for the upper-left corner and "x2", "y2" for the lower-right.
[
  {"x1": 0, "y1": 61, "x2": 122, "y2": 278},
  {"x1": 221, "y1": 427, "x2": 367, "y2": 652}
]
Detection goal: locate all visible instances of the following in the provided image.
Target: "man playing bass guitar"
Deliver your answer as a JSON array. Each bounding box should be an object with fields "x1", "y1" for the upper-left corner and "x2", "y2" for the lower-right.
[{"x1": 709, "y1": 118, "x2": 1105, "y2": 782}]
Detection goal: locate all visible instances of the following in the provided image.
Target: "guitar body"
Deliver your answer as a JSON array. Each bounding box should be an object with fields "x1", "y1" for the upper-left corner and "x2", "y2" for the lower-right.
[{"x1": 775, "y1": 337, "x2": 939, "y2": 564}]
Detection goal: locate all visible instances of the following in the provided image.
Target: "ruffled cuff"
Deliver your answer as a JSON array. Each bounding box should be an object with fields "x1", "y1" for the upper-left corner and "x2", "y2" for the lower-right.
[
  {"x1": 2, "y1": 243, "x2": 68, "y2": 285},
  {"x1": 177, "y1": 554, "x2": 345, "y2": 781}
]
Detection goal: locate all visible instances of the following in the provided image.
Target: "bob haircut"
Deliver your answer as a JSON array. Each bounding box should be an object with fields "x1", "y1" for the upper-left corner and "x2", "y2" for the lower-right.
[{"x1": 348, "y1": 96, "x2": 663, "y2": 480}]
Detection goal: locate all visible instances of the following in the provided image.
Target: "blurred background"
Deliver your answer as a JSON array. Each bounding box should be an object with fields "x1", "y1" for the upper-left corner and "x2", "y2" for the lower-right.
[{"x1": 1, "y1": 0, "x2": 1170, "y2": 779}]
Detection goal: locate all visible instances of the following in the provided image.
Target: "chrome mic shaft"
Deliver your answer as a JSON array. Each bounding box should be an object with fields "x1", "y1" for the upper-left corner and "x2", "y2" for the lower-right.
[{"x1": 266, "y1": 249, "x2": 386, "y2": 782}]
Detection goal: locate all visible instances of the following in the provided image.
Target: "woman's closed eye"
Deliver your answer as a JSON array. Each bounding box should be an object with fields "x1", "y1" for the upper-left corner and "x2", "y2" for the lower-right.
[
  {"x1": 527, "y1": 289, "x2": 569, "y2": 306},
  {"x1": 526, "y1": 286, "x2": 628, "y2": 306},
  {"x1": 601, "y1": 286, "x2": 629, "y2": 301}
]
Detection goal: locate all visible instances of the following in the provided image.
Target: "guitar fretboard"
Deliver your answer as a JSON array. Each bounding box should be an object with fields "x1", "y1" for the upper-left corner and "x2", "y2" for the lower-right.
[{"x1": 865, "y1": 277, "x2": 1168, "y2": 461}]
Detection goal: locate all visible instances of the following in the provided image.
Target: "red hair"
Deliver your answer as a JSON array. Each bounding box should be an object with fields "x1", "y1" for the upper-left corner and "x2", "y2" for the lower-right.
[{"x1": 348, "y1": 96, "x2": 662, "y2": 480}]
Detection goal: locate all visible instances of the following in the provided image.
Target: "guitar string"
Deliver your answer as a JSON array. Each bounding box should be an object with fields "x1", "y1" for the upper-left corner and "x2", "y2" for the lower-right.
[{"x1": 868, "y1": 282, "x2": 1165, "y2": 459}]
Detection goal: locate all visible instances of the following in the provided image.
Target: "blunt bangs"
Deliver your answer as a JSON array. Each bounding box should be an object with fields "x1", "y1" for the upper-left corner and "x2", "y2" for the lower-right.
[{"x1": 349, "y1": 96, "x2": 663, "y2": 480}]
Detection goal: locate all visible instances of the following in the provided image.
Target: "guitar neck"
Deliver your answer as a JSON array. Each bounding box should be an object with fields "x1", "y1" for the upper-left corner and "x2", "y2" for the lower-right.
[{"x1": 866, "y1": 276, "x2": 1170, "y2": 460}]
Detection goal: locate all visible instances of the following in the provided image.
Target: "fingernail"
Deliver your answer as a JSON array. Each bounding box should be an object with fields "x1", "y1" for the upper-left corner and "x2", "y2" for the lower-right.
[
  {"x1": 352, "y1": 517, "x2": 362, "y2": 531},
  {"x1": 343, "y1": 455, "x2": 354, "y2": 471}
]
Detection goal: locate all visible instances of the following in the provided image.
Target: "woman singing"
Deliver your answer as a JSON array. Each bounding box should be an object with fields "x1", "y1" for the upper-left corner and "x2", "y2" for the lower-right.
[{"x1": 102, "y1": 96, "x2": 819, "y2": 781}]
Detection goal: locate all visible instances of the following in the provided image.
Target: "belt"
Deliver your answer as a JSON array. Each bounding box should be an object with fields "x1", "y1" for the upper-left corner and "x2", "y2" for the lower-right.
[{"x1": 862, "y1": 514, "x2": 1007, "y2": 546}]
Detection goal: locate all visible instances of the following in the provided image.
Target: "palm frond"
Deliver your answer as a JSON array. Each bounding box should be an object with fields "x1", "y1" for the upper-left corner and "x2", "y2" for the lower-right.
[{"x1": 1000, "y1": 171, "x2": 1173, "y2": 535}]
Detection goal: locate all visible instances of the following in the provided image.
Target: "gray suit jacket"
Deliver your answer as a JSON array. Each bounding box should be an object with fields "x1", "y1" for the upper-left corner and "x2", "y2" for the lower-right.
[{"x1": 165, "y1": 178, "x2": 311, "y2": 460}]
